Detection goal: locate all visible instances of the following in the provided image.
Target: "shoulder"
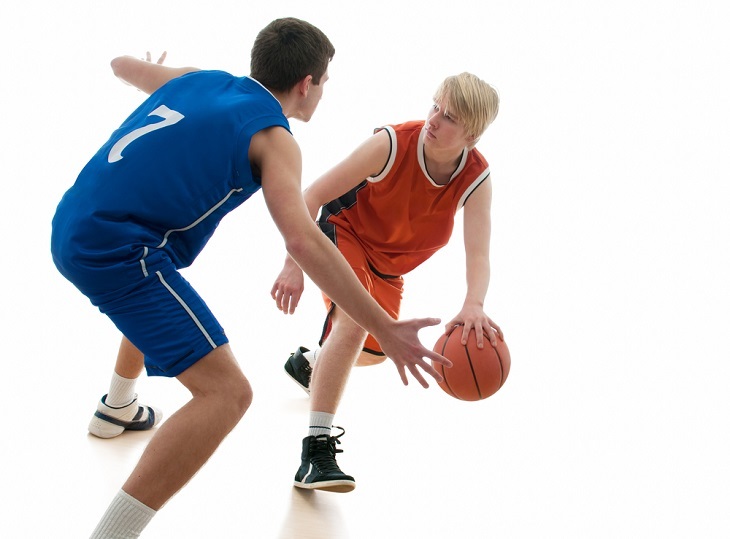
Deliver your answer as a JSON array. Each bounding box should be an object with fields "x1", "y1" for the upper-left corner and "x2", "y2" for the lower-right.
[
  {"x1": 250, "y1": 126, "x2": 299, "y2": 164},
  {"x1": 467, "y1": 146, "x2": 489, "y2": 170},
  {"x1": 391, "y1": 120, "x2": 425, "y2": 133}
]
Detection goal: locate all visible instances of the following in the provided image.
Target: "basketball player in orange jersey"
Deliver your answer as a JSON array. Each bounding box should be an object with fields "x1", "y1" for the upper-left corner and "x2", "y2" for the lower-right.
[{"x1": 271, "y1": 72, "x2": 504, "y2": 491}]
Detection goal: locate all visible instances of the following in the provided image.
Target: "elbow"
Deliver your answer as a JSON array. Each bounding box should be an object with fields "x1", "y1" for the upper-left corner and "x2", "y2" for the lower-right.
[
  {"x1": 284, "y1": 235, "x2": 310, "y2": 263},
  {"x1": 110, "y1": 55, "x2": 138, "y2": 82},
  {"x1": 110, "y1": 56, "x2": 125, "y2": 78},
  {"x1": 282, "y1": 226, "x2": 322, "y2": 269}
]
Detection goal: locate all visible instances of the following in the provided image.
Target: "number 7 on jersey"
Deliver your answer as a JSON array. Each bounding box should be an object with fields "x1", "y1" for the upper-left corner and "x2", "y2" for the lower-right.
[{"x1": 108, "y1": 105, "x2": 185, "y2": 163}]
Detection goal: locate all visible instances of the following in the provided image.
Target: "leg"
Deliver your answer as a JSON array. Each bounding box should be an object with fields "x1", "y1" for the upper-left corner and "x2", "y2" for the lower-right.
[
  {"x1": 293, "y1": 308, "x2": 366, "y2": 493},
  {"x1": 309, "y1": 307, "x2": 367, "y2": 414},
  {"x1": 89, "y1": 336, "x2": 161, "y2": 438},
  {"x1": 122, "y1": 344, "x2": 252, "y2": 510},
  {"x1": 114, "y1": 335, "x2": 145, "y2": 379}
]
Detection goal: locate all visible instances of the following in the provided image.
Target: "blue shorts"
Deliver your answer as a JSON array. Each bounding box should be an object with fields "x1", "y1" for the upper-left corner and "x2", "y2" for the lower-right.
[{"x1": 55, "y1": 246, "x2": 228, "y2": 377}]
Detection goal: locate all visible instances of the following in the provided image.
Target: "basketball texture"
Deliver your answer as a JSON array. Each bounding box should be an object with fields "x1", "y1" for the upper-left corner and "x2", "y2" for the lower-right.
[{"x1": 432, "y1": 324, "x2": 511, "y2": 401}]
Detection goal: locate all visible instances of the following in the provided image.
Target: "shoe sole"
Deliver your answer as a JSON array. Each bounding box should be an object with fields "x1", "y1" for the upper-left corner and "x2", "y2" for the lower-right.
[
  {"x1": 293, "y1": 480, "x2": 356, "y2": 493},
  {"x1": 88, "y1": 406, "x2": 162, "y2": 439},
  {"x1": 88, "y1": 416, "x2": 125, "y2": 439}
]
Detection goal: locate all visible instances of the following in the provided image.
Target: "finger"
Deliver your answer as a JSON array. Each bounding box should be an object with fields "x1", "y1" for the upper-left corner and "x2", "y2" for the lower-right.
[
  {"x1": 145, "y1": 51, "x2": 151, "y2": 62},
  {"x1": 408, "y1": 365, "x2": 430, "y2": 389},
  {"x1": 157, "y1": 51, "x2": 167, "y2": 64},
  {"x1": 413, "y1": 317, "x2": 441, "y2": 331},
  {"x1": 461, "y1": 323, "x2": 472, "y2": 345},
  {"x1": 288, "y1": 294, "x2": 300, "y2": 314},
  {"x1": 484, "y1": 325, "x2": 498, "y2": 347},
  {"x1": 473, "y1": 324, "x2": 485, "y2": 349},
  {"x1": 276, "y1": 290, "x2": 286, "y2": 311},
  {"x1": 417, "y1": 363, "x2": 440, "y2": 385},
  {"x1": 488, "y1": 317, "x2": 503, "y2": 339},
  {"x1": 396, "y1": 364, "x2": 409, "y2": 386},
  {"x1": 285, "y1": 294, "x2": 297, "y2": 315},
  {"x1": 495, "y1": 324, "x2": 504, "y2": 340},
  {"x1": 443, "y1": 317, "x2": 459, "y2": 334},
  {"x1": 425, "y1": 350, "x2": 452, "y2": 368}
]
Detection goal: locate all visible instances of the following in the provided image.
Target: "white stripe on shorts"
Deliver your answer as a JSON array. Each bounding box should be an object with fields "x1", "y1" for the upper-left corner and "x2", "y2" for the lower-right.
[{"x1": 155, "y1": 270, "x2": 217, "y2": 349}]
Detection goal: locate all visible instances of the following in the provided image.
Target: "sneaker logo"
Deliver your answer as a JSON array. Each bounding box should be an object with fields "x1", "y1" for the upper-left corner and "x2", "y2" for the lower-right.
[{"x1": 302, "y1": 463, "x2": 314, "y2": 483}]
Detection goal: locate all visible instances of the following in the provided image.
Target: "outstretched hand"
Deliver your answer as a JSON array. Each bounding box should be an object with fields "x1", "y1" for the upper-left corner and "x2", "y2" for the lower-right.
[{"x1": 378, "y1": 317, "x2": 452, "y2": 388}]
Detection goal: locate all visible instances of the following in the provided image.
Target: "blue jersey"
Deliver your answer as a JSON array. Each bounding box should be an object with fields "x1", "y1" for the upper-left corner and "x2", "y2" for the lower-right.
[{"x1": 52, "y1": 72, "x2": 290, "y2": 284}]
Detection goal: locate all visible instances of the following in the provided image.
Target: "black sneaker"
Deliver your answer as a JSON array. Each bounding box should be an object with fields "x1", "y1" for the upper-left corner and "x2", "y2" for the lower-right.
[
  {"x1": 294, "y1": 427, "x2": 356, "y2": 493},
  {"x1": 284, "y1": 346, "x2": 312, "y2": 394}
]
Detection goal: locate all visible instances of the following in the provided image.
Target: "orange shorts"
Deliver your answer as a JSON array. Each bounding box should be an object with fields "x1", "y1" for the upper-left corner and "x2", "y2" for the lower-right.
[{"x1": 319, "y1": 231, "x2": 404, "y2": 356}]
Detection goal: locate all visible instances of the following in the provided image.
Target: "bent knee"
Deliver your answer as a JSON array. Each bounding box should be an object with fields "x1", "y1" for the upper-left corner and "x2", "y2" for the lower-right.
[{"x1": 230, "y1": 375, "x2": 253, "y2": 418}]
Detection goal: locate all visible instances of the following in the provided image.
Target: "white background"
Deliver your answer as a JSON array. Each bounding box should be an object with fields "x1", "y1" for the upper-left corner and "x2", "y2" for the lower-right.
[{"x1": 2, "y1": 1, "x2": 729, "y2": 537}]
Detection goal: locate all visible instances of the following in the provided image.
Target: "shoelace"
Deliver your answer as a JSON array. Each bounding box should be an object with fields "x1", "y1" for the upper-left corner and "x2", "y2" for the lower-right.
[{"x1": 310, "y1": 427, "x2": 346, "y2": 474}]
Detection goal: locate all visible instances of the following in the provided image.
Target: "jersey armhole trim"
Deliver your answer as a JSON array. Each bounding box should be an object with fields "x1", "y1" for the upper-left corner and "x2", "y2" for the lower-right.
[{"x1": 368, "y1": 126, "x2": 396, "y2": 183}]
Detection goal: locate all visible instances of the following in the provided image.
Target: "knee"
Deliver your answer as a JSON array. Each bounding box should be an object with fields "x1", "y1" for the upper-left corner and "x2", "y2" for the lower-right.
[
  {"x1": 332, "y1": 314, "x2": 368, "y2": 343},
  {"x1": 230, "y1": 375, "x2": 253, "y2": 419},
  {"x1": 355, "y1": 352, "x2": 387, "y2": 367}
]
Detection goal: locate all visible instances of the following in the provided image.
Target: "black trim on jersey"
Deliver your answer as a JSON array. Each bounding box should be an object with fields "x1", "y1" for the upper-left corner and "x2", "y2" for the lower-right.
[
  {"x1": 318, "y1": 303, "x2": 386, "y2": 357},
  {"x1": 371, "y1": 127, "x2": 394, "y2": 179},
  {"x1": 316, "y1": 127, "x2": 394, "y2": 236},
  {"x1": 462, "y1": 170, "x2": 490, "y2": 207},
  {"x1": 367, "y1": 262, "x2": 400, "y2": 280},
  {"x1": 317, "y1": 179, "x2": 369, "y2": 244}
]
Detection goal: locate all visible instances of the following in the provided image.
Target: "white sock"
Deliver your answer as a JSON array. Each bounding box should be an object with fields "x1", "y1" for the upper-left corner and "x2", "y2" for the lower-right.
[
  {"x1": 105, "y1": 372, "x2": 137, "y2": 408},
  {"x1": 90, "y1": 489, "x2": 156, "y2": 539},
  {"x1": 308, "y1": 411, "x2": 334, "y2": 437},
  {"x1": 303, "y1": 348, "x2": 318, "y2": 365}
]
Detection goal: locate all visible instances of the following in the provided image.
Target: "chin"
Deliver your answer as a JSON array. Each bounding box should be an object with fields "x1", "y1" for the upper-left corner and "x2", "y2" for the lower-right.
[{"x1": 293, "y1": 112, "x2": 313, "y2": 123}]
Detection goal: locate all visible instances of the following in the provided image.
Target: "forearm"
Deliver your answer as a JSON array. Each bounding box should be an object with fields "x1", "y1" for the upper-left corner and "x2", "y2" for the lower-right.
[
  {"x1": 110, "y1": 55, "x2": 199, "y2": 95},
  {"x1": 286, "y1": 224, "x2": 390, "y2": 335},
  {"x1": 463, "y1": 252, "x2": 490, "y2": 307}
]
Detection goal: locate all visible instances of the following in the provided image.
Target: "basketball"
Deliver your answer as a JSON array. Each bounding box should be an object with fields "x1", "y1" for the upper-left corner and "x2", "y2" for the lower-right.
[{"x1": 432, "y1": 324, "x2": 511, "y2": 401}]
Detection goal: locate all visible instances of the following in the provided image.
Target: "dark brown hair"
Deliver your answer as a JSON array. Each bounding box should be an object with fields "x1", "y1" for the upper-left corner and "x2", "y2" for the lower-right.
[{"x1": 250, "y1": 17, "x2": 335, "y2": 92}]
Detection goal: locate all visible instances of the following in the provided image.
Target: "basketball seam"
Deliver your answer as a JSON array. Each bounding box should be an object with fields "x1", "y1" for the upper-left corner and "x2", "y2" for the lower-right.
[
  {"x1": 463, "y1": 345, "x2": 483, "y2": 400},
  {"x1": 439, "y1": 333, "x2": 457, "y2": 399},
  {"x1": 494, "y1": 340, "x2": 506, "y2": 388}
]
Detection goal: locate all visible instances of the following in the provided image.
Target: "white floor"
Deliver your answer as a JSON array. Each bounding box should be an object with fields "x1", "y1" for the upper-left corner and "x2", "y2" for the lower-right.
[
  {"x1": 12, "y1": 279, "x2": 730, "y2": 537},
  {"x1": 4, "y1": 1, "x2": 730, "y2": 537}
]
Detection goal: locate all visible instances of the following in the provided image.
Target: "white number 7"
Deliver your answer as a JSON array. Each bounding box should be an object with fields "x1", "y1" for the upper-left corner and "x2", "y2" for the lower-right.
[{"x1": 108, "y1": 105, "x2": 185, "y2": 163}]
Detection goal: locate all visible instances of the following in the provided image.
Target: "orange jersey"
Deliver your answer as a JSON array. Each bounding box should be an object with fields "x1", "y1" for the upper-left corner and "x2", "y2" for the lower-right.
[{"x1": 318, "y1": 120, "x2": 491, "y2": 276}]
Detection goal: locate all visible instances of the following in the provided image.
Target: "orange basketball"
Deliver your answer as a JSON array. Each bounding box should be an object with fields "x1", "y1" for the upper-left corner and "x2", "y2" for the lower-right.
[{"x1": 432, "y1": 324, "x2": 511, "y2": 401}]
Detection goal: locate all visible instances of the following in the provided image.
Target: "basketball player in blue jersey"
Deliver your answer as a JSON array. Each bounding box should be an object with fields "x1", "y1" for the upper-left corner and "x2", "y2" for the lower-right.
[{"x1": 51, "y1": 18, "x2": 449, "y2": 538}]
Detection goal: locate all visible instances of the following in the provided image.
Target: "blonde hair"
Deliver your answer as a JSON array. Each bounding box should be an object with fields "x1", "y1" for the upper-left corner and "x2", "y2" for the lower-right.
[{"x1": 433, "y1": 73, "x2": 499, "y2": 149}]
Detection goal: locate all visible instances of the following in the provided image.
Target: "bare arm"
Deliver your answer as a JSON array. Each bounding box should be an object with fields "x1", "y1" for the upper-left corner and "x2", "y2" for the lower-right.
[
  {"x1": 445, "y1": 175, "x2": 503, "y2": 348},
  {"x1": 253, "y1": 127, "x2": 448, "y2": 386},
  {"x1": 271, "y1": 129, "x2": 391, "y2": 313},
  {"x1": 302, "y1": 129, "x2": 391, "y2": 217},
  {"x1": 110, "y1": 54, "x2": 200, "y2": 95}
]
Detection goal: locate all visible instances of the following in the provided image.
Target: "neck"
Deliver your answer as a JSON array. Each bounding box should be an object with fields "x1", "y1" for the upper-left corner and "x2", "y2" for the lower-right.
[
  {"x1": 424, "y1": 145, "x2": 463, "y2": 170},
  {"x1": 424, "y1": 146, "x2": 465, "y2": 185}
]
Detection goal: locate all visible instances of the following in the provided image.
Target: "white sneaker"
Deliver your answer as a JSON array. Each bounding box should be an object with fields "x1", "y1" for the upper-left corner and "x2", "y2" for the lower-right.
[{"x1": 88, "y1": 394, "x2": 163, "y2": 439}]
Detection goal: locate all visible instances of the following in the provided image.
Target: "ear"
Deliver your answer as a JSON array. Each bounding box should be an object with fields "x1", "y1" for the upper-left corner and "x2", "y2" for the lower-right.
[{"x1": 297, "y1": 75, "x2": 313, "y2": 97}]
